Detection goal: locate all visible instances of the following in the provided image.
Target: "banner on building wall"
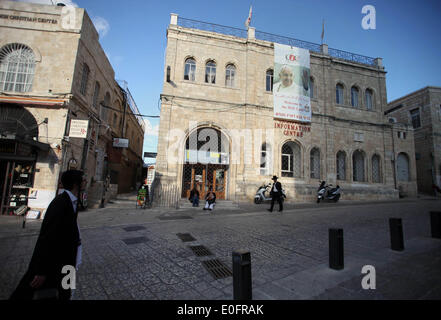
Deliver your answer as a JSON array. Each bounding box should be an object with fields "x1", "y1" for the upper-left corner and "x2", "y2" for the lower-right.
[
  {"x1": 113, "y1": 138, "x2": 129, "y2": 148},
  {"x1": 69, "y1": 120, "x2": 89, "y2": 138},
  {"x1": 273, "y1": 43, "x2": 311, "y2": 123}
]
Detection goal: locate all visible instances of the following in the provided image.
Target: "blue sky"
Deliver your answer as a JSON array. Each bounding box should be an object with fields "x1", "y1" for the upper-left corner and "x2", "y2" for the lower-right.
[{"x1": 19, "y1": 0, "x2": 441, "y2": 163}]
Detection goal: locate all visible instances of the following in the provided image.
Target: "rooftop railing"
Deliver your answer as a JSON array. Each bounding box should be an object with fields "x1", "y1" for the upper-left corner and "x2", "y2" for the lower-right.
[{"x1": 176, "y1": 17, "x2": 377, "y2": 67}]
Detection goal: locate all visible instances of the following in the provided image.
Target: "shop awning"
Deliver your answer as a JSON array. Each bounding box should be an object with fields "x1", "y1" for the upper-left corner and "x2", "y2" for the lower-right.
[{"x1": 0, "y1": 95, "x2": 66, "y2": 106}]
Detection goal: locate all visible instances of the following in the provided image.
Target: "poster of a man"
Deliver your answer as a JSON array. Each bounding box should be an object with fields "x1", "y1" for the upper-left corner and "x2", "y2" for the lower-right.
[{"x1": 273, "y1": 43, "x2": 311, "y2": 122}]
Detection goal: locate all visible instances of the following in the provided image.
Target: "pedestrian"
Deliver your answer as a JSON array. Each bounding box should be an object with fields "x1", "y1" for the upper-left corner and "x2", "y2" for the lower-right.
[
  {"x1": 267, "y1": 175, "x2": 284, "y2": 212},
  {"x1": 9, "y1": 170, "x2": 85, "y2": 300},
  {"x1": 203, "y1": 186, "x2": 216, "y2": 211},
  {"x1": 189, "y1": 185, "x2": 200, "y2": 207}
]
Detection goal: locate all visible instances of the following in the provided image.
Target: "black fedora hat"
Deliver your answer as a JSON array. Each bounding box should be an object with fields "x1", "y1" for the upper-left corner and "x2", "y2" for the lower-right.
[{"x1": 271, "y1": 175, "x2": 278, "y2": 181}]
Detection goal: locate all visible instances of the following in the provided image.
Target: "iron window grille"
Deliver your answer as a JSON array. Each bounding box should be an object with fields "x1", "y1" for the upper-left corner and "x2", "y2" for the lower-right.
[{"x1": 0, "y1": 43, "x2": 35, "y2": 93}]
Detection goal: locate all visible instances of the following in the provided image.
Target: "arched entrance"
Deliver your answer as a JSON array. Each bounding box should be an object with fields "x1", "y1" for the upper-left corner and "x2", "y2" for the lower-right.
[
  {"x1": 181, "y1": 127, "x2": 229, "y2": 200},
  {"x1": 0, "y1": 104, "x2": 41, "y2": 215}
]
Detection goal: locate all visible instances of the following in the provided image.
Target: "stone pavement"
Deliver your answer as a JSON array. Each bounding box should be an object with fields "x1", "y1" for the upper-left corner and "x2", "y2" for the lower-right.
[{"x1": 0, "y1": 197, "x2": 440, "y2": 300}]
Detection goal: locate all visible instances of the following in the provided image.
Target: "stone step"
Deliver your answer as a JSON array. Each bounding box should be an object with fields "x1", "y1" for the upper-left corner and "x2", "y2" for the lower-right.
[{"x1": 179, "y1": 199, "x2": 239, "y2": 209}]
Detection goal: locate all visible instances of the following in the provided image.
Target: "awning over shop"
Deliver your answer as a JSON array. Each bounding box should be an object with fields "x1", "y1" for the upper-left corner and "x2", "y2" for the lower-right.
[{"x1": 0, "y1": 95, "x2": 66, "y2": 106}]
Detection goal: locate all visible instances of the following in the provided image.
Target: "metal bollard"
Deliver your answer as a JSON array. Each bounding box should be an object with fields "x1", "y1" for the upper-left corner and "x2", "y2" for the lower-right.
[
  {"x1": 430, "y1": 211, "x2": 441, "y2": 239},
  {"x1": 389, "y1": 218, "x2": 404, "y2": 251},
  {"x1": 232, "y1": 250, "x2": 252, "y2": 300},
  {"x1": 329, "y1": 228, "x2": 344, "y2": 270}
]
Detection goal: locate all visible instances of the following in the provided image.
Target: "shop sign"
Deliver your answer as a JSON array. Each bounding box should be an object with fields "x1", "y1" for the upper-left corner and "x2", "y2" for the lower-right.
[{"x1": 69, "y1": 120, "x2": 89, "y2": 138}]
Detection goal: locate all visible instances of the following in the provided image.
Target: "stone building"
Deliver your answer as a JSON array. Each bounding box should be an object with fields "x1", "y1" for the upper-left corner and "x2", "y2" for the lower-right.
[
  {"x1": 386, "y1": 86, "x2": 441, "y2": 194},
  {"x1": 155, "y1": 14, "x2": 417, "y2": 203},
  {"x1": 0, "y1": 1, "x2": 144, "y2": 216}
]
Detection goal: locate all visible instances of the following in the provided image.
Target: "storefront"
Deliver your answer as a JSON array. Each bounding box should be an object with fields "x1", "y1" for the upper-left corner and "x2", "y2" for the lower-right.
[{"x1": 0, "y1": 104, "x2": 50, "y2": 215}]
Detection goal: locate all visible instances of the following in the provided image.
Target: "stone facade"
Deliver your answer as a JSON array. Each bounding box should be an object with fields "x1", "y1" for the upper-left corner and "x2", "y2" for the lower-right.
[
  {"x1": 0, "y1": 1, "x2": 144, "y2": 216},
  {"x1": 155, "y1": 14, "x2": 418, "y2": 203},
  {"x1": 386, "y1": 86, "x2": 441, "y2": 194}
]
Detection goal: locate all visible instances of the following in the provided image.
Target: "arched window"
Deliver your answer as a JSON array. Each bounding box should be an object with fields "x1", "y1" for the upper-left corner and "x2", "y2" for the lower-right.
[
  {"x1": 260, "y1": 143, "x2": 272, "y2": 175},
  {"x1": 225, "y1": 64, "x2": 236, "y2": 87},
  {"x1": 205, "y1": 60, "x2": 216, "y2": 84},
  {"x1": 92, "y1": 82, "x2": 100, "y2": 109},
  {"x1": 351, "y1": 86, "x2": 359, "y2": 107},
  {"x1": 336, "y1": 83, "x2": 344, "y2": 105},
  {"x1": 281, "y1": 141, "x2": 301, "y2": 178},
  {"x1": 372, "y1": 154, "x2": 381, "y2": 183},
  {"x1": 266, "y1": 69, "x2": 273, "y2": 92},
  {"x1": 310, "y1": 148, "x2": 320, "y2": 179},
  {"x1": 309, "y1": 77, "x2": 315, "y2": 99},
  {"x1": 80, "y1": 63, "x2": 89, "y2": 95},
  {"x1": 100, "y1": 92, "x2": 110, "y2": 122},
  {"x1": 353, "y1": 150, "x2": 365, "y2": 182},
  {"x1": 0, "y1": 43, "x2": 36, "y2": 92},
  {"x1": 365, "y1": 89, "x2": 374, "y2": 110},
  {"x1": 336, "y1": 151, "x2": 346, "y2": 180},
  {"x1": 184, "y1": 58, "x2": 196, "y2": 81},
  {"x1": 397, "y1": 153, "x2": 410, "y2": 181}
]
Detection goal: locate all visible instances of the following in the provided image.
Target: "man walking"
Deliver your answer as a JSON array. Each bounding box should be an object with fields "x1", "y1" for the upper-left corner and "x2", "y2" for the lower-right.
[
  {"x1": 267, "y1": 175, "x2": 284, "y2": 212},
  {"x1": 10, "y1": 170, "x2": 84, "y2": 300}
]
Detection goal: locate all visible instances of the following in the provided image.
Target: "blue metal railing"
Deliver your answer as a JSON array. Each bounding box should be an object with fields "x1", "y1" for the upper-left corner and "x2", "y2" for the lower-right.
[{"x1": 177, "y1": 17, "x2": 377, "y2": 67}]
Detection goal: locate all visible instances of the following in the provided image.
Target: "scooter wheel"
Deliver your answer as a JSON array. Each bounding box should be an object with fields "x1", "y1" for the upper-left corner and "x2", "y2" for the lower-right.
[
  {"x1": 254, "y1": 198, "x2": 262, "y2": 204},
  {"x1": 317, "y1": 198, "x2": 320, "y2": 203}
]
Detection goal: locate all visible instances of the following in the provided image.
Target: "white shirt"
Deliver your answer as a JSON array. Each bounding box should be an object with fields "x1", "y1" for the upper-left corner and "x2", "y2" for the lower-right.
[
  {"x1": 274, "y1": 81, "x2": 303, "y2": 94},
  {"x1": 273, "y1": 183, "x2": 278, "y2": 192},
  {"x1": 64, "y1": 190, "x2": 82, "y2": 270}
]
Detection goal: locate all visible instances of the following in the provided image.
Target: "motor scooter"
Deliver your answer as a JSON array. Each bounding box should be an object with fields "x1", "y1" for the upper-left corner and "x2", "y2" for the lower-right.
[
  {"x1": 254, "y1": 182, "x2": 286, "y2": 204},
  {"x1": 317, "y1": 181, "x2": 341, "y2": 203}
]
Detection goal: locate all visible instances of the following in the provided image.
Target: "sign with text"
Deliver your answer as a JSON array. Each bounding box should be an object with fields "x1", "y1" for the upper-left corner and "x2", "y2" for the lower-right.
[
  {"x1": 273, "y1": 43, "x2": 311, "y2": 123},
  {"x1": 144, "y1": 152, "x2": 157, "y2": 158},
  {"x1": 274, "y1": 120, "x2": 311, "y2": 137},
  {"x1": 69, "y1": 120, "x2": 88, "y2": 138},
  {"x1": 113, "y1": 138, "x2": 129, "y2": 148}
]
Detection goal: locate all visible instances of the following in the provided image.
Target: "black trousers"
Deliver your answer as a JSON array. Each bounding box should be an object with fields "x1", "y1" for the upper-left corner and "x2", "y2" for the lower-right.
[{"x1": 269, "y1": 193, "x2": 283, "y2": 212}]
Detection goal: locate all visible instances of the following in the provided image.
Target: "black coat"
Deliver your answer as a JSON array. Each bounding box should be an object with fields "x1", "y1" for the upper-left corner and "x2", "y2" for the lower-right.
[
  {"x1": 10, "y1": 191, "x2": 80, "y2": 300},
  {"x1": 270, "y1": 181, "x2": 283, "y2": 196},
  {"x1": 205, "y1": 191, "x2": 216, "y2": 204}
]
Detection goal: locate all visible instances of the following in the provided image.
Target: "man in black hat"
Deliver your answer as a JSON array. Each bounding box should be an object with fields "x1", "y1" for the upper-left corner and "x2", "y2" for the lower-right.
[
  {"x1": 10, "y1": 170, "x2": 85, "y2": 300},
  {"x1": 268, "y1": 175, "x2": 283, "y2": 212}
]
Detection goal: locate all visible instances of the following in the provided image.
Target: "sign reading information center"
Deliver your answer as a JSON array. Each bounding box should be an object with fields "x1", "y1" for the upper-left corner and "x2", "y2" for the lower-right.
[{"x1": 273, "y1": 43, "x2": 311, "y2": 123}]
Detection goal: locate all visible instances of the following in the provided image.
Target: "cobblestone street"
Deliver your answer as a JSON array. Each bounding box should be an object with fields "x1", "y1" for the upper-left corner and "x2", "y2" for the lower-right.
[{"x1": 1, "y1": 198, "x2": 440, "y2": 300}]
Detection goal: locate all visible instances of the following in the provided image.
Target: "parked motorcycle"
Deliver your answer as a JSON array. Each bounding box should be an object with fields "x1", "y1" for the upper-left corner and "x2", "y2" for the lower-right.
[
  {"x1": 254, "y1": 182, "x2": 286, "y2": 204},
  {"x1": 317, "y1": 181, "x2": 341, "y2": 203}
]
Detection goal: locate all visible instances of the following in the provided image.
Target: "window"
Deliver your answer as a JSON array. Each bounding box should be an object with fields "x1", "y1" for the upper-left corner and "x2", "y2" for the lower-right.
[
  {"x1": 410, "y1": 108, "x2": 421, "y2": 129},
  {"x1": 205, "y1": 60, "x2": 216, "y2": 84},
  {"x1": 336, "y1": 151, "x2": 346, "y2": 180},
  {"x1": 225, "y1": 64, "x2": 236, "y2": 87},
  {"x1": 336, "y1": 84, "x2": 344, "y2": 105},
  {"x1": 365, "y1": 89, "x2": 373, "y2": 110},
  {"x1": 310, "y1": 148, "x2": 320, "y2": 179},
  {"x1": 372, "y1": 154, "x2": 381, "y2": 183},
  {"x1": 266, "y1": 69, "x2": 273, "y2": 92},
  {"x1": 281, "y1": 141, "x2": 301, "y2": 177},
  {"x1": 260, "y1": 143, "x2": 271, "y2": 175},
  {"x1": 309, "y1": 77, "x2": 315, "y2": 99},
  {"x1": 92, "y1": 82, "x2": 100, "y2": 109},
  {"x1": 397, "y1": 131, "x2": 406, "y2": 139},
  {"x1": 80, "y1": 63, "x2": 89, "y2": 95},
  {"x1": 113, "y1": 113, "x2": 117, "y2": 127},
  {"x1": 184, "y1": 58, "x2": 196, "y2": 81},
  {"x1": 0, "y1": 43, "x2": 35, "y2": 92},
  {"x1": 397, "y1": 153, "x2": 410, "y2": 181},
  {"x1": 351, "y1": 86, "x2": 359, "y2": 107},
  {"x1": 353, "y1": 150, "x2": 365, "y2": 182},
  {"x1": 100, "y1": 92, "x2": 110, "y2": 122}
]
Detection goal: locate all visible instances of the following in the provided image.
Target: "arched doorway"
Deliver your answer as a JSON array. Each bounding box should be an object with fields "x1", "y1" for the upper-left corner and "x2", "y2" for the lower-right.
[
  {"x1": 181, "y1": 127, "x2": 229, "y2": 199},
  {"x1": 0, "y1": 104, "x2": 40, "y2": 215}
]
